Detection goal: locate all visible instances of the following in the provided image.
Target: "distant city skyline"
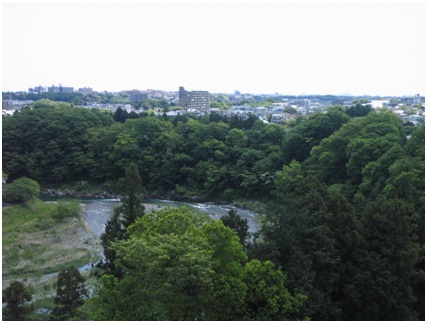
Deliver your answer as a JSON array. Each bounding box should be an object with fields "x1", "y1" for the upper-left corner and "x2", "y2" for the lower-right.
[
  {"x1": 15, "y1": 83, "x2": 426, "y2": 98},
  {"x1": 2, "y1": 2, "x2": 425, "y2": 97}
]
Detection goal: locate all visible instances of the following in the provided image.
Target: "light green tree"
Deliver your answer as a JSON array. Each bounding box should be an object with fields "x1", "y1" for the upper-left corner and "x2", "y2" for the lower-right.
[{"x1": 240, "y1": 260, "x2": 306, "y2": 320}]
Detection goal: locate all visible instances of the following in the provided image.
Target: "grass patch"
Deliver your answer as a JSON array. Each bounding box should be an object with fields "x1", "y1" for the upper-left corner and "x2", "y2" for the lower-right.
[
  {"x1": 2, "y1": 197, "x2": 101, "y2": 302},
  {"x1": 2, "y1": 198, "x2": 57, "y2": 234},
  {"x1": 26, "y1": 296, "x2": 56, "y2": 321}
]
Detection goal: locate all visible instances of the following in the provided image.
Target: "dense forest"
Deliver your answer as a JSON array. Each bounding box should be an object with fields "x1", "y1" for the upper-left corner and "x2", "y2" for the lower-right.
[{"x1": 2, "y1": 99, "x2": 425, "y2": 320}]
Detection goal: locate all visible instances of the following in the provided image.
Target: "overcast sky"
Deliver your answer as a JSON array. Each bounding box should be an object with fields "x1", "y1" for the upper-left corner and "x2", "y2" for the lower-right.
[{"x1": 2, "y1": 2, "x2": 425, "y2": 96}]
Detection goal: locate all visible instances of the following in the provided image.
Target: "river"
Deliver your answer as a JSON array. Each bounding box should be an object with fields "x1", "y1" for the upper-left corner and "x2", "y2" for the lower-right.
[{"x1": 82, "y1": 198, "x2": 261, "y2": 237}]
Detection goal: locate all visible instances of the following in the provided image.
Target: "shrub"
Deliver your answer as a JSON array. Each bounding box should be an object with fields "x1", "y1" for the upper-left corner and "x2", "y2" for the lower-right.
[
  {"x1": 2, "y1": 177, "x2": 40, "y2": 203},
  {"x1": 51, "y1": 200, "x2": 82, "y2": 221}
]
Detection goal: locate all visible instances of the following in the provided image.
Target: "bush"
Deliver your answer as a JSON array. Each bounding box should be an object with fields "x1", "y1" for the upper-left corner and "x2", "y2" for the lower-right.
[
  {"x1": 2, "y1": 177, "x2": 40, "y2": 203},
  {"x1": 51, "y1": 200, "x2": 82, "y2": 221}
]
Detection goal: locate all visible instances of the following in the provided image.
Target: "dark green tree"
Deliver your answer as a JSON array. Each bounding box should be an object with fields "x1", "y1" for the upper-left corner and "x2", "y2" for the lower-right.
[
  {"x1": 220, "y1": 209, "x2": 250, "y2": 247},
  {"x1": 116, "y1": 162, "x2": 145, "y2": 228},
  {"x1": 113, "y1": 107, "x2": 129, "y2": 123},
  {"x1": 98, "y1": 163, "x2": 145, "y2": 275},
  {"x1": 99, "y1": 211, "x2": 125, "y2": 276},
  {"x1": 2, "y1": 281, "x2": 33, "y2": 321},
  {"x1": 2, "y1": 100, "x2": 113, "y2": 182},
  {"x1": 350, "y1": 197, "x2": 423, "y2": 320},
  {"x1": 253, "y1": 164, "x2": 343, "y2": 320},
  {"x1": 346, "y1": 103, "x2": 373, "y2": 117},
  {"x1": 52, "y1": 267, "x2": 88, "y2": 320}
]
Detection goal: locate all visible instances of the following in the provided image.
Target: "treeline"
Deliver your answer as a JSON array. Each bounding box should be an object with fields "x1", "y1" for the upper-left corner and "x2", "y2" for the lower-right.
[
  {"x1": 2, "y1": 91, "x2": 172, "y2": 108},
  {"x1": 3, "y1": 99, "x2": 350, "y2": 200},
  {"x1": 2, "y1": 99, "x2": 425, "y2": 320}
]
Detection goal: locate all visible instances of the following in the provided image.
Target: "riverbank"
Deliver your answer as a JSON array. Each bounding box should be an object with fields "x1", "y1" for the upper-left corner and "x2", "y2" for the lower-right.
[
  {"x1": 2, "y1": 198, "x2": 102, "y2": 300},
  {"x1": 40, "y1": 184, "x2": 269, "y2": 215}
]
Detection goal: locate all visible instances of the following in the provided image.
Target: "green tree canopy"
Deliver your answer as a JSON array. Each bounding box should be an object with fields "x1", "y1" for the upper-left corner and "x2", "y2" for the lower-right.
[
  {"x1": 240, "y1": 260, "x2": 306, "y2": 320},
  {"x1": 83, "y1": 207, "x2": 303, "y2": 321}
]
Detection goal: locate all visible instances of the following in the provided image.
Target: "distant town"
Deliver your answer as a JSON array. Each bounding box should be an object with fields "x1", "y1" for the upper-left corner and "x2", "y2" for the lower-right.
[{"x1": 2, "y1": 84, "x2": 425, "y2": 126}]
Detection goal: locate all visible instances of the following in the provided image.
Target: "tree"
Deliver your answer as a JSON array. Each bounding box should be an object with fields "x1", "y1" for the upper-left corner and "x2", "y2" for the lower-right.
[
  {"x1": 2, "y1": 177, "x2": 40, "y2": 203},
  {"x1": 346, "y1": 103, "x2": 373, "y2": 117},
  {"x1": 113, "y1": 107, "x2": 129, "y2": 123},
  {"x1": 99, "y1": 210, "x2": 125, "y2": 276},
  {"x1": 84, "y1": 207, "x2": 304, "y2": 321},
  {"x1": 85, "y1": 207, "x2": 243, "y2": 320},
  {"x1": 2, "y1": 100, "x2": 113, "y2": 182},
  {"x1": 254, "y1": 173, "x2": 342, "y2": 320},
  {"x1": 306, "y1": 110, "x2": 405, "y2": 188},
  {"x1": 2, "y1": 281, "x2": 33, "y2": 321},
  {"x1": 220, "y1": 209, "x2": 250, "y2": 247},
  {"x1": 52, "y1": 267, "x2": 88, "y2": 320},
  {"x1": 98, "y1": 163, "x2": 145, "y2": 275},
  {"x1": 282, "y1": 106, "x2": 349, "y2": 165},
  {"x1": 116, "y1": 162, "x2": 145, "y2": 228},
  {"x1": 240, "y1": 260, "x2": 306, "y2": 320},
  {"x1": 351, "y1": 197, "x2": 423, "y2": 320}
]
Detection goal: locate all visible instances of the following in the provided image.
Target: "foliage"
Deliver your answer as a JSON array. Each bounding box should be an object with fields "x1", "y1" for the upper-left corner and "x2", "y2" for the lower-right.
[
  {"x1": 2, "y1": 177, "x2": 40, "y2": 203},
  {"x1": 240, "y1": 260, "x2": 306, "y2": 320},
  {"x1": 341, "y1": 196, "x2": 423, "y2": 320},
  {"x1": 51, "y1": 199, "x2": 82, "y2": 221},
  {"x1": 98, "y1": 163, "x2": 145, "y2": 275},
  {"x1": 52, "y1": 267, "x2": 88, "y2": 320},
  {"x1": 346, "y1": 103, "x2": 373, "y2": 117},
  {"x1": 282, "y1": 105, "x2": 349, "y2": 164},
  {"x1": 2, "y1": 281, "x2": 33, "y2": 321},
  {"x1": 2, "y1": 100, "x2": 113, "y2": 182},
  {"x1": 2, "y1": 99, "x2": 424, "y2": 321},
  {"x1": 220, "y1": 209, "x2": 250, "y2": 247},
  {"x1": 306, "y1": 110, "x2": 406, "y2": 187},
  {"x1": 83, "y1": 207, "x2": 303, "y2": 321},
  {"x1": 254, "y1": 130, "x2": 424, "y2": 319}
]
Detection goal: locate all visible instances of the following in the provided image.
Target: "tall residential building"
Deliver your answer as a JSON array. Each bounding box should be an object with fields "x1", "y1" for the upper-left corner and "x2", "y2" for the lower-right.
[
  {"x1": 178, "y1": 86, "x2": 210, "y2": 113},
  {"x1": 48, "y1": 85, "x2": 60, "y2": 92},
  {"x1": 29, "y1": 85, "x2": 46, "y2": 93}
]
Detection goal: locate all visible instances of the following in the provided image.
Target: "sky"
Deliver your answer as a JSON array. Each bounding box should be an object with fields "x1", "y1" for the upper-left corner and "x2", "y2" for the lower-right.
[{"x1": 2, "y1": 1, "x2": 426, "y2": 96}]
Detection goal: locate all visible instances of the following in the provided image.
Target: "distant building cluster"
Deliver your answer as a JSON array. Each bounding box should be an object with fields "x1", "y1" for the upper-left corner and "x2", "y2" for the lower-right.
[
  {"x1": 3, "y1": 83, "x2": 424, "y2": 126},
  {"x1": 28, "y1": 84, "x2": 93, "y2": 94}
]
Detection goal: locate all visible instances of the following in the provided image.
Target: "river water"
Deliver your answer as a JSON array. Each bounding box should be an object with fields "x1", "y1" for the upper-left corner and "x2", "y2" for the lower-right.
[{"x1": 82, "y1": 198, "x2": 261, "y2": 237}]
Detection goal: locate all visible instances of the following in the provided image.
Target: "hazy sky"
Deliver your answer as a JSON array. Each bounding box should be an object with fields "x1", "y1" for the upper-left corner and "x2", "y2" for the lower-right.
[{"x1": 2, "y1": 2, "x2": 425, "y2": 96}]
